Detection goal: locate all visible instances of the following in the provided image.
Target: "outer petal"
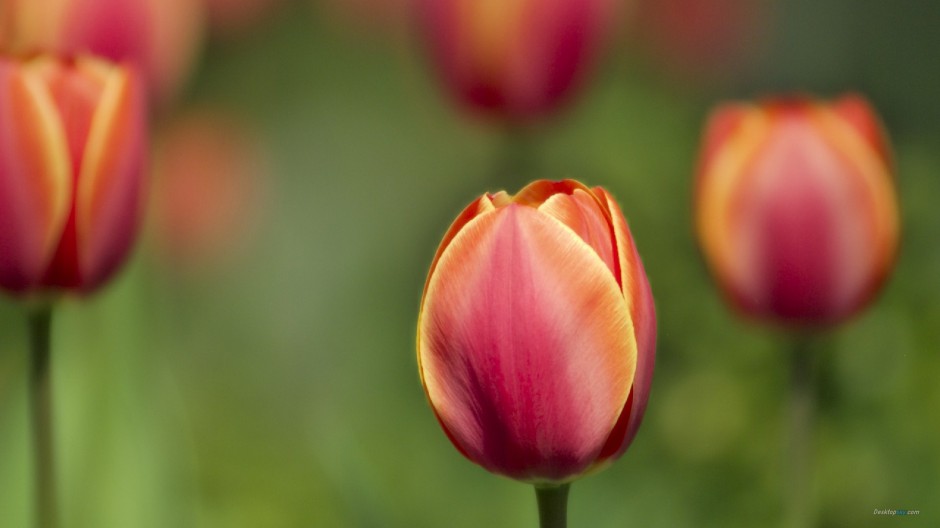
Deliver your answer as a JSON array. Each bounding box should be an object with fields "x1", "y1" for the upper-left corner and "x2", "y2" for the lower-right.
[
  {"x1": 537, "y1": 188, "x2": 617, "y2": 275},
  {"x1": 419, "y1": 204, "x2": 635, "y2": 482},
  {"x1": 830, "y1": 94, "x2": 892, "y2": 169},
  {"x1": 0, "y1": 59, "x2": 71, "y2": 292},
  {"x1": 592, "y1": 187, "x2": 656, "y2": 464},
  {"x1": 74, "y1": 61, "x2": 148, "y2": 292},
  {"x1": 695, "y1": 106, "x2": 772, "y2": 312}
]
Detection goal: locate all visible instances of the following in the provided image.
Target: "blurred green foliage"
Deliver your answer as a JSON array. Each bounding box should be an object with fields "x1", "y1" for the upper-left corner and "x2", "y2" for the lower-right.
[{"x1": 1, "y1": 1, "x2": 938, "y2": 526}]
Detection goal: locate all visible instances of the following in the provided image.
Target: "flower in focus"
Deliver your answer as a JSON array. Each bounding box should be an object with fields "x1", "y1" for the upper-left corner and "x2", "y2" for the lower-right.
[
  {"x1": 417, "y1": 0, "x2": 623, "y2": 121},
  {"x1": 695, "y1": 95, "x2": 900, "y2": 326},
  {"x1": 150, "y1": 109, "x2": 269, "y2": 272},
  {"x1": 417, "y1": 179, "x2": 656, "y2": 483},
  {"x1": 0, "y1": 0, "x2": 204, "y2": 104},
  {"x1": 0, "y1": 55, "x2": 148, "y2": 295}
]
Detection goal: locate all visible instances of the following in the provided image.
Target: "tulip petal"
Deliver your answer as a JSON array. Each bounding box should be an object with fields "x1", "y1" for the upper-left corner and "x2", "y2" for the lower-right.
[
  {"x1": 830, "y1": 94, "x2": 892, "y2": 169},
  {"x1": 592, "y1": 186, "x2": 656, "y2": 463},
  {"x1": 538, "y1": 188, "x2": 617, "y2": 275},
  {"x1": 695, "y1": 108, "x2": 771, "y2": 309},
  {"x1": 419, "y1": 204, "x2": 635, "y2": 482},
  {"x1": 75, "y1": 62, "x2": 148, "y2": 291},
  {"x1": 419, "y1": 193, "x2": 497, "y2": 310},
  {"x1": 734, "y1": 110, "x2": 897, "y2": 321},
  {"x1": 0, "y1": 59, "x2": 71, "y2": 292}
]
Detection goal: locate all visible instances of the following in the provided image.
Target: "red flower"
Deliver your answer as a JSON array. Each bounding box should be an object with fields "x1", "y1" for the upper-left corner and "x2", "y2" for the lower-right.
[
  {"x1": 695, "y1": 95, "x2": 900, "y2": 325},
  {"x1": 0, "y1": 55, "x2": 148, "y2": 295},
  {"x1": 418, "y1": 180, "x2": 655, "y2": 483}
]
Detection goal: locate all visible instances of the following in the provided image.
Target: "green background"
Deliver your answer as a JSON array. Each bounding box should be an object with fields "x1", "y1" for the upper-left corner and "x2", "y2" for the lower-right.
[{"x1": 1, "y1": 1, "x2": 938, "y2": 526}]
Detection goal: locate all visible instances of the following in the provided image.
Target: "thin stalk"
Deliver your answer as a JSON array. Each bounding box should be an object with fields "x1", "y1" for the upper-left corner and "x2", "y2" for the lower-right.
[
  {"x1": 787, "y1": 335, "x2": 815, "y2": 528},
  {"x1": 535, "y1": 483, "x2": 570, "y2": 528},
  {"x1": 28, "y1": 306, "x2": 57, "y2": 528},
  {"x1": 491, "y1": 125, "x2": 537, "y2": 191}
]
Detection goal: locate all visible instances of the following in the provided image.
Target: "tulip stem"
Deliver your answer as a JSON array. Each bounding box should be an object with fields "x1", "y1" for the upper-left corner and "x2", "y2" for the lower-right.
[
  {"x1": 535, "y1": 483, "x2": 570, "y2": 528},
  {"x1": 28, "y1": 306, "x2": 57, "y2": 528},
  {"x1": 493, "y1": 126, "x2": 537, "y2": 191},
  {"x1": 787, "y1": 335, "x2": 815, "y2": 528}
]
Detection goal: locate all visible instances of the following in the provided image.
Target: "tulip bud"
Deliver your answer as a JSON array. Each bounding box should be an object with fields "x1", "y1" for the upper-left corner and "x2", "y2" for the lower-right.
[
  {"x1": 417, "y1": 0, "x2": 622, "y2": 121},
  {"x1": 0, "y1": 0, "x2": 203, "y2": 104},
  {"x1": 695, "y1": 95, "x2": 900, "y2": 326},
  {"x1": 417, "y1": 180, "x2": 656, "y2": 483},
  {"x1": 0, "y1": 55, "x2": 148, "y2": 296}
]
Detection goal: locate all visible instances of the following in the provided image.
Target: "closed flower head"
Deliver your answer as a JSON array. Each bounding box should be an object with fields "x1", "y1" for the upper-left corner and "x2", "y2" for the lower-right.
[
  {"x1": 417, "y1": 179, "x2": 655, "y2": 483},
  {"x1": 0, "y1": 55, "x2": 148, "y2": 296},
  {"x1": 695, "y1": 95, "x2": 900, "y2": 326},
  {"x1": 417, "y1": 0, "x2": 621, "y2": 121}
]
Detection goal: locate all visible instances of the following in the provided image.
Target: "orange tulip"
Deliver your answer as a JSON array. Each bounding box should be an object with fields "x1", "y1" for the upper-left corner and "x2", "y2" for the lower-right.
[
  {"x1": 695, "y1": 95, "x2": 899, "y2": 325},
  {"x1": 0, "y1": 0, "x2": 203, "y2": 103},
  {"x1": 417, "y1": 0, "x2": 623, "y2": 121},
  {"x1": 417, "y1": 180, "x2": 656, "y2": 483},
  {"x1": 0, "y1": 55, "x2": 148, "y2": 295}
]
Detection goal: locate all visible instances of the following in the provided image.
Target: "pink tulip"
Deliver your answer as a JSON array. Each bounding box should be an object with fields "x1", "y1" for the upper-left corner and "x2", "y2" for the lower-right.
[
  {"x1": 417, "y1": 180, "x2": 656, "y2": 482},
  {"x1": 0, "y1": 55, "x2": 148, "y2": 295},
  {"x1": 0, "y1": 0, "x2": 203, "y2": 104},
  {"x1": 417, "y1": 0, "x2": 622, "y2": 121},
  {"x1": 150, "y1": 109, "x2": 268, "y2": 271},
  {"x1": 695, "y1": 95, "x2": 900, "y2": 326},
  {"x1": 633, "y1": 0, "x2": 767, "y2": 82}
]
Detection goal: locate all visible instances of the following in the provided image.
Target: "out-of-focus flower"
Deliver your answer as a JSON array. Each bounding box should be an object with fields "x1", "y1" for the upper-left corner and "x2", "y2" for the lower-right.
[
  {"x1": 150, "y1": 109, "x2": 269, "y2": 272},
  {"x1": 417, "y1": 179, "x2": 656, "y2": 483},
  {"x1": 633, "y1": 0, "x2": 767, "y2": 83},
  {"x1": 0, "y1": 0, "x2": 204, "y2": 104},
  {"x1": 0, "y1": 55, "x2": 148, "y2": 295},
  {"x1": 321, "y1": 0, "x2": 413, "y2": 37},
  {"x1": 203, "y1": 0, "x2": 283, "y2": 37},
  {"x1": 695, "y1": 95, "x2": 900, "y2": 326},
  {"x1": 417, "y1": 0, "x2": 623, "y2": 121}
]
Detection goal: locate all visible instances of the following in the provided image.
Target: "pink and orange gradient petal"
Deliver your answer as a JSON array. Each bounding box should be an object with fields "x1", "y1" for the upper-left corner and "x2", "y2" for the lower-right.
[
  {"x1": 74, "y1": 63, "x2": 148, "y2": 291},
  {"x1": 419, "y1": 204, "x2": 636, "y2": 482},
  {"x1": 0, "y1": 59, "x2": 71, "y2": 292},
  {"x1": 591, "y1": 186, "x2": 656, "y2": 463}
]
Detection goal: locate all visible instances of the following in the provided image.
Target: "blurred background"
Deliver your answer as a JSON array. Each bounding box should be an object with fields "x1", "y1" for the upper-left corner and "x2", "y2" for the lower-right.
[{"x1": 1, "y1": 0, "x2": 938, "y2": 526}]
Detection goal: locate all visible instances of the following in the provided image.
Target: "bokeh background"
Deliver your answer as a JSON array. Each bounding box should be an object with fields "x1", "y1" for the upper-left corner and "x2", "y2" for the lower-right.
[{"x1": 1, "y1": 0, "x2": 939, "y2": 526}]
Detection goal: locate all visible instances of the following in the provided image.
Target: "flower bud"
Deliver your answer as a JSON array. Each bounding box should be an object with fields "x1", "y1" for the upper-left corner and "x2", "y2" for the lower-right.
[
  {"x1": 0, "y1": 55, "x2": 148, "y2": 295},
  {"x1": 0, "y1": 0, "x2": 203, "y2": 104},
  {"x1": 417, "y1": 0, "x2": 622, "y2": 121},
  {"x1": 695, "y1": 95, "x2": 900, "y2": 326},
  {"x1": 417, "y1": 180, "x2": 656, "y2": 483}
]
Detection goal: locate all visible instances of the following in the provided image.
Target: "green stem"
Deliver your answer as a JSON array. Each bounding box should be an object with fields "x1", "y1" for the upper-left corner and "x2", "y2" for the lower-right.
[
  {"x1": 535, "y1": 483, "x2": 570, "y2": 528},
  {"x1": 28, "y1": 306, "x2": 57, "y2": 528},
  {"x1": 787, "y1": 335, "x2": 815, "y2": 528},
  {"x1": 491, "y1": 125, "x2": 537, "y2": 191}
]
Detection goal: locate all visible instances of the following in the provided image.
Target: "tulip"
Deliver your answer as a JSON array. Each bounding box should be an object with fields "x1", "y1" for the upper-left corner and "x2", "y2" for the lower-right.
[
  {"x1": 417, "y1": 180, "x2": 656, "y2": 489},
  {"x1": 417, "y1": 0, "x2": 622, "y2": 121},
  {"x1": 0, "y1": 0, "x2": 203, "y2": 104},
  {"x1": 694, "y1": 95, "x2": 900, "y2": 326},
  {"x1": 151, "y1": 108, "x2": 268, "y2": 271},
  {"x1": 0, "y1": 55, "x2": 148, "y2": 296},
  {"x1": 633, "y1": 0, "x2": 767, "y2": 83}
]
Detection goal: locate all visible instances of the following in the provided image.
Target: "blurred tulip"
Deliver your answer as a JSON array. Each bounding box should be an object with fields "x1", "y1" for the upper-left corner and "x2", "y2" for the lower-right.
[
  {"x1": 417, "y1": 0, "x2": 623, "y2": 121},
  {"x1": 151, "y1": 109, "x2": 268, "y2": 272},
  {"x1": 633, "y1": 0, "x2": 767, "y2": 83},
  {"x1": 0, "y1": 55, "x2": 148, "y2": 295},
  {"x1": 695, "y1": 95, "x2": 900, "y2": 326},
  {"x1": 0, "y1": 0, "x2": 203, "y2": 104},
  {"x1": 203, "y1": 0, "x2": 283, "y2": 36},
  {"x1": 417, "y1": 179, "x2": 656, "y2": 483},
  {"x1": 320, "y1": 0, "x2": 413, "y2": 37}
]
